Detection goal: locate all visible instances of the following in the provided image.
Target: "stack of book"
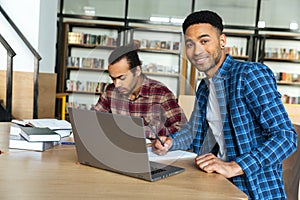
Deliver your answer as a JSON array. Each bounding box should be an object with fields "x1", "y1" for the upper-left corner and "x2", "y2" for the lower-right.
[
  {"x1": 9, "y1": 125, "x2": 60, "y2": 151},
  {"x1": 9, "y1": 118, "x2": 72, "y2": 151}
]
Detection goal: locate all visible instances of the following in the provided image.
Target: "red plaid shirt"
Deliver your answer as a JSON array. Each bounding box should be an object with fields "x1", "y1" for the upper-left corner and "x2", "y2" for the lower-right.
[{"x1": 93, "y1": 75, "x2": 187, "y2": 138}]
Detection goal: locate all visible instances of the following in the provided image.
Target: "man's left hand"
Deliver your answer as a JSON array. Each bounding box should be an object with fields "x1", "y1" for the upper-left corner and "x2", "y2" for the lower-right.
[{"x1": 195, "y1": 153, "x2": 244, "y2": 178}]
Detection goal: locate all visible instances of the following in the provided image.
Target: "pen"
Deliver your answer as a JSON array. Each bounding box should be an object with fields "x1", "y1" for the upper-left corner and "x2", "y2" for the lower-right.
[
  {"x1": 148, "y1": 123, "x2": 164, "y2": 147},
  {"x1": 61, "y1": 141, "x2": 75, "y2": 145}
]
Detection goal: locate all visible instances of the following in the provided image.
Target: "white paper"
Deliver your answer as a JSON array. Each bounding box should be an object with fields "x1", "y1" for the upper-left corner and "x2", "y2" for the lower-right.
[
  {"x1": 23, "y1": 118, "x2": 72, "y2": 130},
  {"x1": 147, "y1": 147, "x2": 196, "y2": 162}
]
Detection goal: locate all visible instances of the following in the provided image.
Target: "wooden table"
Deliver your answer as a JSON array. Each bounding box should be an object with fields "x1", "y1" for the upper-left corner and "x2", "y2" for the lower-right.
[{"x1": 0, "y1": 122, "x2": 248, "y2": 200}]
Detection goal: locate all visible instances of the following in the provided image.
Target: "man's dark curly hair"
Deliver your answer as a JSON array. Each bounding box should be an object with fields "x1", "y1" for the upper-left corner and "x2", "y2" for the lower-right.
[
  {"x1": 182, "y1": 10, "x2": 223, "y2": 34},
  {"x1": 108, "y1": 43, "x2": 142, "y2": 71}
]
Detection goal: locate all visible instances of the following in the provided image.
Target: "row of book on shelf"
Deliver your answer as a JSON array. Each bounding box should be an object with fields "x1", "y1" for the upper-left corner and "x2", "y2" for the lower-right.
[
  {"x1": 265, "y1": 48, "x2": 300, "y2": 60},
  {"x1": 142, "y1": 63, "x2": 178, "y2": 74},
  {"x1": 9, "y1": 118, "x2": 73, "y2": 151},
  {"x1": 67, "y1": 102, "x2": 93, "y2": 112},
  {"x1": 134, "y1": 39, "x2": 180, "y2": 51},
  {"x1": 66, "y1": 80, "x2": 110, "y2": 93},
  {"x1": 281, "y1": 95, "x2": 300, "y2": 104},
  {"x1": 67, "y1": 56, "x2": 105, "y2": 69},
  {"x1": 68, "y1": 32, "x2": 117, "y2": 46},
  {"x1": 275, "y1": 72, "x2": 300, "y2": 82},
  {"x1": 225, "y1": 46, "x2": 244, "y2": 57}
]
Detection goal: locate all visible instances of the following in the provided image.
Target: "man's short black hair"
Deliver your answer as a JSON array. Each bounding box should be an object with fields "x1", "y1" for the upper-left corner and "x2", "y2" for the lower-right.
[
  {"x1": 108, "y1": 43, "x2": 142, "y2": 70},
  {"x1": 182, "y1": 10, "x2": 224, "y2": 34}
]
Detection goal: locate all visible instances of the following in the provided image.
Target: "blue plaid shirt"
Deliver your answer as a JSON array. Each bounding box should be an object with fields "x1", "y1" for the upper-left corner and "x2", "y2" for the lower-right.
[{"x1": 170, "y1": 55, "x2": 298, "y2": 199}]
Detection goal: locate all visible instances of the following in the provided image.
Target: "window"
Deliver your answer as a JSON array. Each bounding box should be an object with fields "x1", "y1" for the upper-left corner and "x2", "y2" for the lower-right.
[
  {"x1": 63, "y1": 0, "x2": 125, "y2": 18},
  {"x1": 260, "y1": 0, "x2": 300, "y2": 29},
  {"x1": 194, "y1": 0, "x2": 257, "y2": 27},
  {"x1": 128, "y1": 0, "x2": 192, "y2": 23}
]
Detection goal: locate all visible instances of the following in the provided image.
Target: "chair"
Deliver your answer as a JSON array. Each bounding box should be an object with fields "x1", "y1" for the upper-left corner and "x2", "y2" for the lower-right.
[
  {"x1": 56, "y1": 93, "x2": 69, "y2": 120},
  {"x1": 178, "y1": 95, "x2": 195, "y2": 120},
  {"x1": 298, "y1": 179, "x2": 299, "y2": 200},
  {"x1": 282, "y1": 105, "x2": 300, "y2": 200}
]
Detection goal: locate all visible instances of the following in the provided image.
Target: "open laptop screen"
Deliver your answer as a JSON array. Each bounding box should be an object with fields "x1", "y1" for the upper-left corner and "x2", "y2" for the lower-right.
[{"x1": 69, "y1": 108, "x2": 184, "y2": 181}]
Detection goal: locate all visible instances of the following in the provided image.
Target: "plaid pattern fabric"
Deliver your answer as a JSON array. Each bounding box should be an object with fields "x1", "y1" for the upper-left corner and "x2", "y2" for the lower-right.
[
  {"x1": 93, "y1": 75, "x2": 187, "y2": 138},
  {"x1": 170, "y1": 55, "x2": 298, "y2": 199}
]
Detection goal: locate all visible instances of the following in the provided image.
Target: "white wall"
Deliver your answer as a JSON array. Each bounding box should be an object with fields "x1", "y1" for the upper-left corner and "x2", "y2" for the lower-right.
[
  {"x1": 0, "y1": 0, "x2": 57, "y2": 73},
  {"x1": 38, "y1": 0, "x2": 58, "y2": 73}
]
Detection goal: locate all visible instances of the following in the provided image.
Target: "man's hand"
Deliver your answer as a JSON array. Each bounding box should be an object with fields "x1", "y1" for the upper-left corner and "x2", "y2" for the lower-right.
[
  {"x1": 151, "y1": 136, "x2": 173, "y2": 155},
  {"x1": 195, "y1": 153, "x2": 244, "y2": 178}
]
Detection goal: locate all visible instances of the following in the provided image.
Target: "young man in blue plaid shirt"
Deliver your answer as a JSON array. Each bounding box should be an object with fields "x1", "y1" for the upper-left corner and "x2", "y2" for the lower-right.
[{"x1": 152, "y1": 10, "x2": 297, "y2": 199}]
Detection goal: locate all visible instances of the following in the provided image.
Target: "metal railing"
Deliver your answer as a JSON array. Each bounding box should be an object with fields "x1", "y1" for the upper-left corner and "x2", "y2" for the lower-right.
[
  {"x1": 0, "y1": 34, "x2": 16, "y2": 120},
  {"x1": 0, "y1": 5, "x2": 42, "y2": 118}
]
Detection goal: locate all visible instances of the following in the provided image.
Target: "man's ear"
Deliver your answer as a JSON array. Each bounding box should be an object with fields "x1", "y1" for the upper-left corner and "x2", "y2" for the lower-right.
[
  {"x1": 135, "y1": 66, "x2": 142, "y2": 76},
  {"x1": 220, "y1": 33, "x2": 226, "y2": 49}
]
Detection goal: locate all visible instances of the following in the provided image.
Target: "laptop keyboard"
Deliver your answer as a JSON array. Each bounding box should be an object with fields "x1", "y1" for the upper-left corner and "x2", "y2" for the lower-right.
[{"x1": 150, "y1": 167, "x2": 166, "y2": 175}]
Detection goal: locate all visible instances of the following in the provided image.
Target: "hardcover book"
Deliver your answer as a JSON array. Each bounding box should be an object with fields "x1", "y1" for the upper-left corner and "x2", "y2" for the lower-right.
[
  {"x1": 19, "y1": 127, "x2": 61, "y2": 142},
  {"x1": 9, "y1": 134, "x2": 58, "y2": 151}
]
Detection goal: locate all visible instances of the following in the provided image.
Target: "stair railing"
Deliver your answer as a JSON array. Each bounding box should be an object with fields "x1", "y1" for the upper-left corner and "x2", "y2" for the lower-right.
[
  {"x1": 0, "y1": 5, "x2": 42, "y2": 118},
  {"x1": 0, "y1": 34, "x2": 16, "y2": 120}
]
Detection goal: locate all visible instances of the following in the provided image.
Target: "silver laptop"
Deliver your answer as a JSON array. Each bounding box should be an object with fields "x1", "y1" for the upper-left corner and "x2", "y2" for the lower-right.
[{"x1": 68, "y1": 108, "x2": 184, "y2": 182}]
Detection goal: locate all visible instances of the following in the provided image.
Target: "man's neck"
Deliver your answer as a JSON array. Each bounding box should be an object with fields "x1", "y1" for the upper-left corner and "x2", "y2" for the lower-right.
[
  {"x1": 129, "y1": 74, "x2": 144, "y2": 100},
  {"x1": 205, "y1": 53, "x2": 226, "y2": 79}
]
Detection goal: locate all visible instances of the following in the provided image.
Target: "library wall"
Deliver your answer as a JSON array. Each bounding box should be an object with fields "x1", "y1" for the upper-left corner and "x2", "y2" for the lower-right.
[{"x1": 0, "y1": 70, "x2": 56, "y2": 119}]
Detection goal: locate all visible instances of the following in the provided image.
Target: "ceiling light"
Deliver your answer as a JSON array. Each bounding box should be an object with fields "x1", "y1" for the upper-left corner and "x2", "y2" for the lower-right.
[
  {"x1": 149, "y1": 17, "x2": 170, "y2": 23},
  {"x1": 170, "y1": 18, "x2": 184, "y2": 24},
  {"x1": 258, "y1": 21, "x2": 265, "y2": 28},
  {"x1": 83, "y1": 6, "x2": 96, "y2": 16},
  {"x1": 290, "y1": 22, "x2": 298, "y2": 30}
]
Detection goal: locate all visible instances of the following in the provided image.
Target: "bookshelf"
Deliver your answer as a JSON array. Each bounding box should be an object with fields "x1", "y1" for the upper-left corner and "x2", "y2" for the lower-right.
[
  {"x1": 259, "y1": 34, "x2": 300, "y2": 104},
  {"x1": 60, "y1": 22, "x2": 123, "y2": 111},
  {"x1": 129, "y1": 27, "x2": 183, "y2": 96},
  {"x1": 225, "y1": 32, "x2": 254, "y2": 61},
  {"x1": 60, "y1": 22, "x2": 187, "y2": 111}
]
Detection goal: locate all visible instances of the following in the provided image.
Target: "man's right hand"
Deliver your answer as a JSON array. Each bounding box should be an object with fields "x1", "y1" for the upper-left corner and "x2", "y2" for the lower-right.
[{"x1": 151, "y1": 136, "x2": 173, "y2": 155}]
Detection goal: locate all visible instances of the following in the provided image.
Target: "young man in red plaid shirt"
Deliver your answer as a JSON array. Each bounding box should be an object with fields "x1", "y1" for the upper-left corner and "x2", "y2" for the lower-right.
[{"x1": 93, "y1": 44, "x2": 187, "y2": 138}]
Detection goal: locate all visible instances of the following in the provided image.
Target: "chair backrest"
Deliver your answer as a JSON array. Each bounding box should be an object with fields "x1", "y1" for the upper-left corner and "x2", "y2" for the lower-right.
[
  {"x1": 178, "y1": 95, "x2": 195, "y2": 120},
  {"x1": 282, "y1": 104, "x2": 300, "y2": 200},
  {"x1": 283, "y1": 104, "x2": 300, "y2": 124}
]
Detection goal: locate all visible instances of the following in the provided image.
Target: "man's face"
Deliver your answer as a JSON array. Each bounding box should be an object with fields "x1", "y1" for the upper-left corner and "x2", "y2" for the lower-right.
[
  {"x1": 184, "y1": 23, "x2": 226, "y2": 78},
  {"x1": 108, "y1": 57, "x2": 140, "y2": 95}
]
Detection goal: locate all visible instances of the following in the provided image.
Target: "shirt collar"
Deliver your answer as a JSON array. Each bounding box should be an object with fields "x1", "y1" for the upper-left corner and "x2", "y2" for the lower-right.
[
  {"x1": 134, "y1": 74, "x2": 151, "y2": 99},
  {"x1": 212, "y1": 54, "x2": 233, "y2": 81},
  {"x1": 199, "y1": 54, "x2": 233, "y2": 90}
]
